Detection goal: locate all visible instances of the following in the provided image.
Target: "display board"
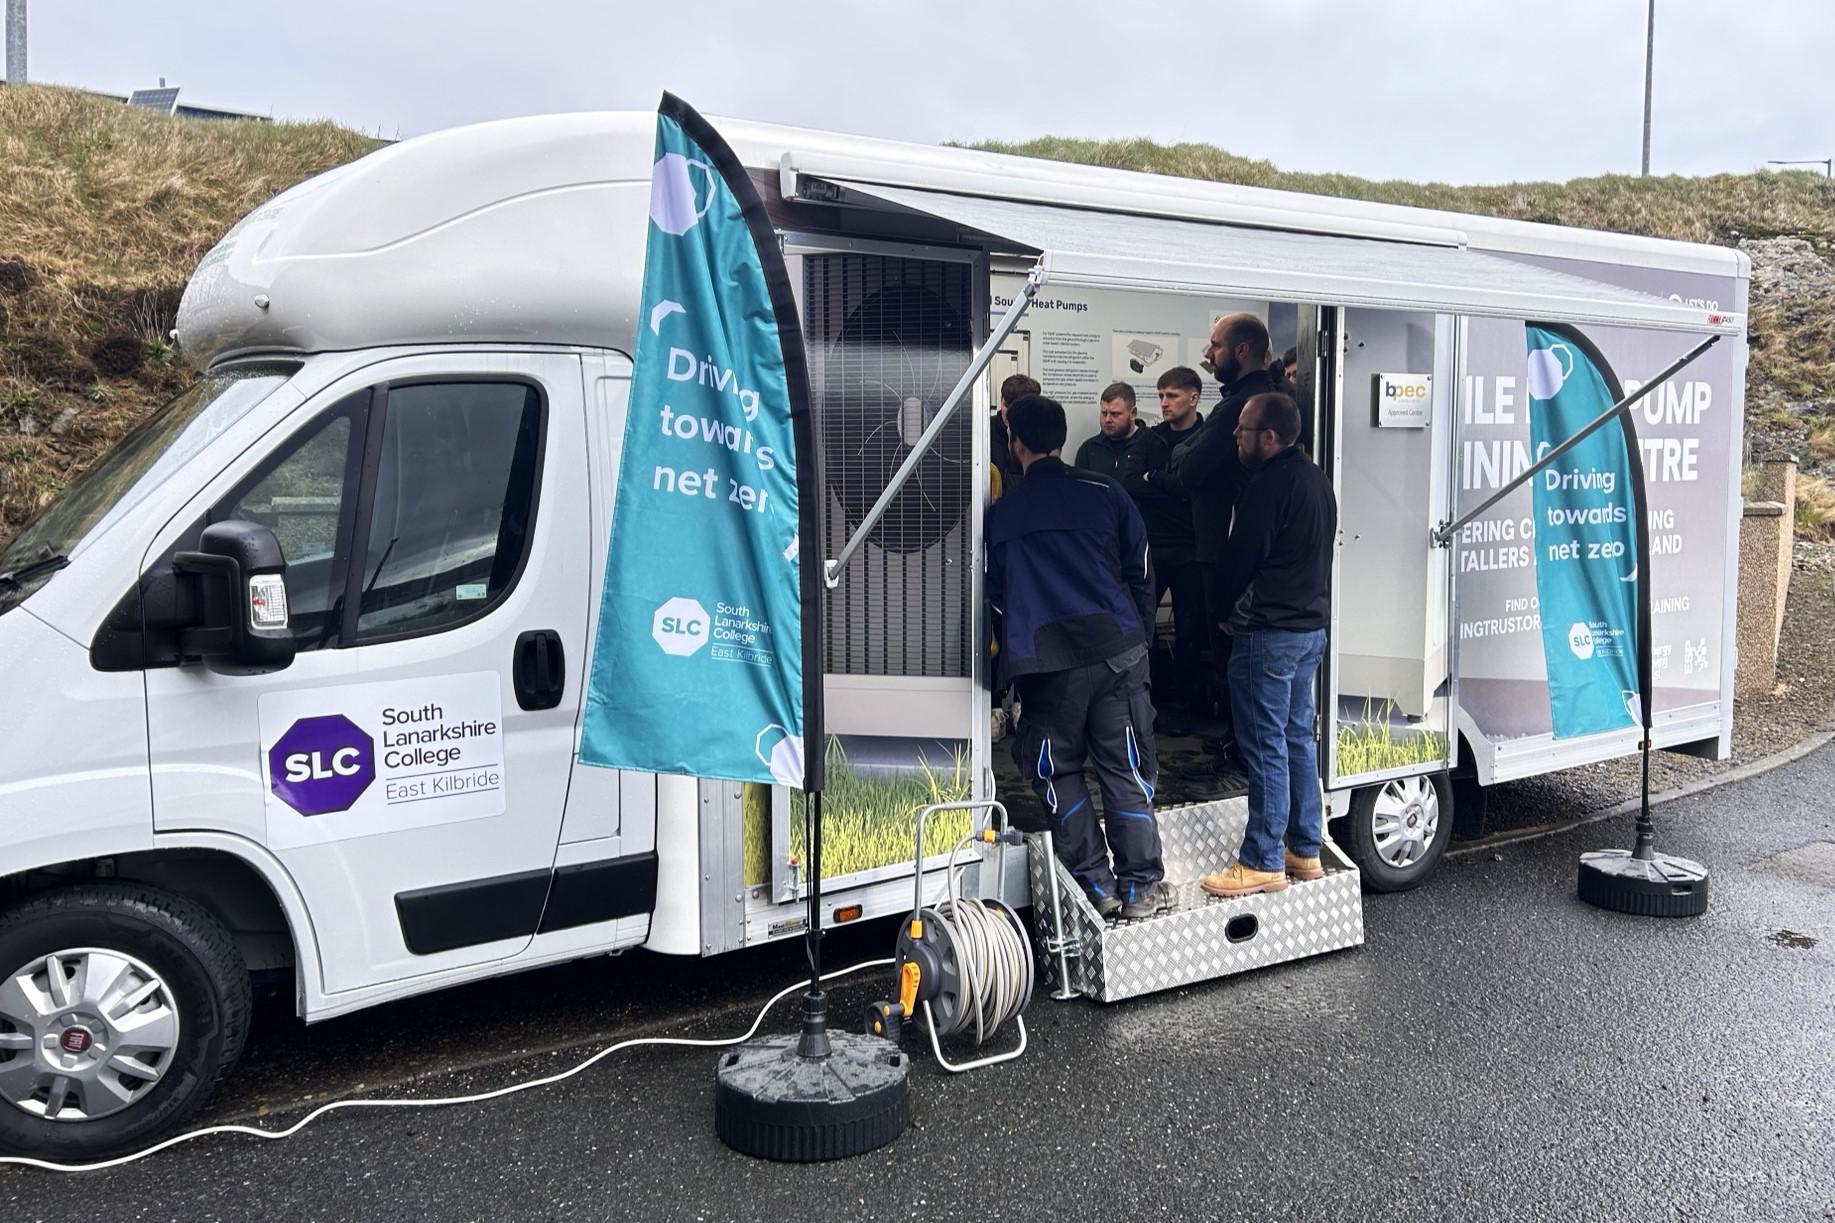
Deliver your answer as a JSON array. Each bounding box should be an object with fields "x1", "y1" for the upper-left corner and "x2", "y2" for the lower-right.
[
  {"x1": 1453, "y1": 256, "x2": 1741, "y2": 751},
  {"x1": 990, "y1": 273, "x2": 1266, "y2": 445}
]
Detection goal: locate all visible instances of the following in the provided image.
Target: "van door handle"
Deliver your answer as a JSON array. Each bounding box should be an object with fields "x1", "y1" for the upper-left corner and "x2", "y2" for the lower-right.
[{"x1": 513, "y1": 629, "x2": 565, "y2": 711}]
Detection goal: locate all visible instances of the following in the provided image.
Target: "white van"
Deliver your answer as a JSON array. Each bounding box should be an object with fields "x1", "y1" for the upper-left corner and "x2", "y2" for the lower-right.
[{"x1": 0, "y1": 111, "x2": 1745, "y2": 1157}]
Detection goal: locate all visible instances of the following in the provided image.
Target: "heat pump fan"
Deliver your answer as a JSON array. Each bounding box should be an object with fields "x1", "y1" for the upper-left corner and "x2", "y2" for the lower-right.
[{"x1": 820, "y1": 281, "x2": 973, "y2": 554}]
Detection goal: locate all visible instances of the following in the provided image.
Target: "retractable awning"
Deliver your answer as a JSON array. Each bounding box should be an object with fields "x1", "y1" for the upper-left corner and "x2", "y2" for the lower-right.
[{"x1": 804, "y1": 178, "x2": 1739, "y2": 336}]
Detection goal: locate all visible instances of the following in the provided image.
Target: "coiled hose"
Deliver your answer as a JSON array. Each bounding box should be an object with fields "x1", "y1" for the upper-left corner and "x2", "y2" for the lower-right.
[{"x1": 928, "y1": 833, "x2": 1033, "y2": 1046}]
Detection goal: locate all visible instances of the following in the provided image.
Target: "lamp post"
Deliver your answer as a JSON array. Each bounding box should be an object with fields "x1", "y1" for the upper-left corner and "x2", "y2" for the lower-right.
[
  {"x1": 4, "y1": 0, "x2": 25, "y2": 87},
  {"x1": 1640, "y1": 0, "x2": 1655, "y2": 176},
  {"x1": 1766, "y1": 159, "x2": 1834, "y2": 179}
]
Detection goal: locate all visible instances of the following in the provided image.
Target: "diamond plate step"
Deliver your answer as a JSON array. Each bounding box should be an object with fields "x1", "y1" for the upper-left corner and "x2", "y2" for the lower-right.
[{"x1": 1026, "y1": 797, "x2": 1364, "y2": 1003}]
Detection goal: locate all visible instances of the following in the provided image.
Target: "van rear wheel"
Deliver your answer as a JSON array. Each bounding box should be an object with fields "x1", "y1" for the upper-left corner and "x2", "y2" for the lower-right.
[
  {"x1": 1343, "y1": 773, "x2": 1453, "y2": 893},
  {"x1": 0, "y1": 884, "x2": 250, "y2": 1161}
]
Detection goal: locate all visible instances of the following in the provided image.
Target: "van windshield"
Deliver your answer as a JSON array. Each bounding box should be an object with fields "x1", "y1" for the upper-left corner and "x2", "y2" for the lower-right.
[{"x1": 0, "y1": 364, "x2": 295, "y2": 612}]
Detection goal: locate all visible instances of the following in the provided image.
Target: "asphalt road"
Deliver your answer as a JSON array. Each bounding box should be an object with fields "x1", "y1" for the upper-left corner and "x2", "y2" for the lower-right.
[{"x1": 7, "y1": 747, "x2": 1835, "y2": 1222}]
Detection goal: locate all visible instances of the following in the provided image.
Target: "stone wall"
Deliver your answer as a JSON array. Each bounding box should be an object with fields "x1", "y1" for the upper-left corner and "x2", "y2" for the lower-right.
[{"x1": 1735, "y1": 458, "x2": 1798, "y2": 696}]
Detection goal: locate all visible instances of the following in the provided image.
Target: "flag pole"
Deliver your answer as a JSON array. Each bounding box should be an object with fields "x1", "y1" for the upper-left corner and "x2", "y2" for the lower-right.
[
  {"x1": 651, "y1": 91, "x2": 908, "y2": 1160},
  {"x1": 1530, "y1": 323, "x2": 1710, "y2": 917}
]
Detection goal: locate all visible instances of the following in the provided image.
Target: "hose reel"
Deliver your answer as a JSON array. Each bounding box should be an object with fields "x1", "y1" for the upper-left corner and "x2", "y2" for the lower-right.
[{"x1": 866, "y1": 800, "x2": 1033, "y2": 1073}]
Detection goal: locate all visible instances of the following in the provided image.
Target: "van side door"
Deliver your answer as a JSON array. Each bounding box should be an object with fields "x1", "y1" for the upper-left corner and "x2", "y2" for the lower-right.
[{"x1": 143, "y1": 352, "x2": 590, "y2": 996}]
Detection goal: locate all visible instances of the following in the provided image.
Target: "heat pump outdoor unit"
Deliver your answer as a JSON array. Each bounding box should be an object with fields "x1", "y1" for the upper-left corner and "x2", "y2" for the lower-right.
[{"x1": 803, "y1": 252, "x2": 976, "y2": 685}]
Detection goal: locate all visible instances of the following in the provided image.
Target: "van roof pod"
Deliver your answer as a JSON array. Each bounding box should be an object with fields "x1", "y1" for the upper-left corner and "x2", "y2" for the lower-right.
[{"x1": 175, "y1": 112, "x2": 1749, "y2": 371}]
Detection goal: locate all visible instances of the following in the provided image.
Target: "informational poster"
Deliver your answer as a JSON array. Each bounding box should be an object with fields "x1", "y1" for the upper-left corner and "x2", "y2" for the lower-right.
[
  {"x1": 259, "y1": 672, "x2": 505, "y2": 850},
  {"x1": 991, "y1": 273, "x2": 1265, "y2": 447},
  {"x1": 1454, "y1": 257, "x2": 1740, "y2": 746}
]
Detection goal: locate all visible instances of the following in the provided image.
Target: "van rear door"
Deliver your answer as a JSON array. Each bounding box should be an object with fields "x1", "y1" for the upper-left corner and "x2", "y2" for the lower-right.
[{"x1": 145, "y1": 351, "x2": 590, "y2": 996}]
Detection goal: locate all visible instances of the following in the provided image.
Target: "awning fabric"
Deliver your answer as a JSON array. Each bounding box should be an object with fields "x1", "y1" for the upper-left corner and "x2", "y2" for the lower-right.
[{"x1": 811, "y1": 179, "x2": 1736, "y2": 336}]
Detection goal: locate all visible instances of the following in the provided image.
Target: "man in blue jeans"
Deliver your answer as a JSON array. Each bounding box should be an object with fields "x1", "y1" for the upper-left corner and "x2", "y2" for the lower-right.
[{"x1": 1200, "y1": 392, "x2": 1338, "y2": 898}]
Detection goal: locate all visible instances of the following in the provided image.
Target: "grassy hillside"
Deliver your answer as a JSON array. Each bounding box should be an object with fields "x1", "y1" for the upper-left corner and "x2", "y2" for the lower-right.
[
  {"x1": 3, "y1": 89, "x2": 1831, "y2": 542},
  {"x1": 0, "y1": 85, "x2": 379, "y2": 532}
]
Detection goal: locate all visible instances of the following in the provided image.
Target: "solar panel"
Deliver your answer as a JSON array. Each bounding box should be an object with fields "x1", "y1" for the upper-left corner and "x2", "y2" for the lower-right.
[{"x1": 127, "y1": 87, "x2": 181, "y2": 115}]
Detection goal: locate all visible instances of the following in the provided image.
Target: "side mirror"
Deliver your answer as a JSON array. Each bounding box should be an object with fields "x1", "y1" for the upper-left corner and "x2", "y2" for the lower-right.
[{"x1": 172, "y1": 521, "x2": 296, "y2": 674}]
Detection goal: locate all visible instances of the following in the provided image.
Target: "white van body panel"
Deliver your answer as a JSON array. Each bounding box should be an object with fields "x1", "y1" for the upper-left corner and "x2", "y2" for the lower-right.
[
  {"x1": 0, "y1": 609, "x2": 153, "y2": 875},
  {"x1": 142, "y1": 349, "x2": 593, "y2": 997},
  {"x1": 645, "y1": 774, "x2": 706, "y2": 956}
]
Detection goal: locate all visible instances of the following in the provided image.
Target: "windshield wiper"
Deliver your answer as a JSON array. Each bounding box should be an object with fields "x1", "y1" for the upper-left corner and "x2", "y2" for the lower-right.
[{"x1": 0, "y1": 553, "x2": 71, "y2": 592}]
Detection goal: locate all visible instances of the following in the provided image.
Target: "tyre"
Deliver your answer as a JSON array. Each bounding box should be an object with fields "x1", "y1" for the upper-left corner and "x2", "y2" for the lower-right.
[
  {"x1": 1344, "y1": 773, "x2": 1454, "y2": 893},
  {"x1": 0, "y1": 883, "x2": 251, "y2": 1161}
]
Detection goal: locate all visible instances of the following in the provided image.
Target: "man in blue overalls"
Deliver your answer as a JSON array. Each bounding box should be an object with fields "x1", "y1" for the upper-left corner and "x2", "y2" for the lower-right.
[{"x1": 987, "y1": 394, "x2": 1169, "y2": 920}]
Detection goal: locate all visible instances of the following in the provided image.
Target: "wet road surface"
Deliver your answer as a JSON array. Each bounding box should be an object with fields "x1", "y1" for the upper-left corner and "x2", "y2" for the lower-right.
[{"x1": 7, "y1": 746, "x2": 1835, "y2": 1221}]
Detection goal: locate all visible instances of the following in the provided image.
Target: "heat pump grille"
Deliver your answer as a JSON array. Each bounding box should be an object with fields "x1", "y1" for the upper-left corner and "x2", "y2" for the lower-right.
[{"x1": 804, "y1": 253, "x2": 974, "y2": 678}]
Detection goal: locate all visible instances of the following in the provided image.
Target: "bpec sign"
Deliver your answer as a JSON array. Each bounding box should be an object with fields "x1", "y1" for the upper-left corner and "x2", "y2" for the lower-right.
[{"x1": 1375, "y1": 372, "x2": 1433, "y2": 429}]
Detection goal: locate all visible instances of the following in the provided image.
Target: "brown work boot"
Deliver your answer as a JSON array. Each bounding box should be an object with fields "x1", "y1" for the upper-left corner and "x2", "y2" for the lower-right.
[
  {"x1": 1284, "y1": 850, "x2": 1324, "y2": 882},
  {"x1": 1200, "y1": 862, "x2": 1289, "y2": 899}
]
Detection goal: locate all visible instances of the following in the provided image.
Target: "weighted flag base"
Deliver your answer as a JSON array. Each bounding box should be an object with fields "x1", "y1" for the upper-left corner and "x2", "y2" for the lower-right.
[
  {"x1": 1577, "y1": 849, "x2": 1709, "y2": 917},
  {"x1": 714, "y1": 994, "x2": 910, "y2": 1161}
]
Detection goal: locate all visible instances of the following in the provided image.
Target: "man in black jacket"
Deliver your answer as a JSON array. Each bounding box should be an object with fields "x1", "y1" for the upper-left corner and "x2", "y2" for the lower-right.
[
  {"x1": 990, "y1": 373, "x2": 1041, "y2": 498},
  {"x1": 1120, "y1": 366, "x2": 1207, "y2": 729},
  {"x1": 1073, "y1": 382, "x2": 1140, "y2": 477},
  {"x1": 988, "y1": 394, "x2": 1169, "y2": 920},
  {"x1": 1158, "y1": 314, "x2": 1279, "y2": 767},
  {"x1": 1199, "y1": 392, "x2": 1338, "y2": 900}
]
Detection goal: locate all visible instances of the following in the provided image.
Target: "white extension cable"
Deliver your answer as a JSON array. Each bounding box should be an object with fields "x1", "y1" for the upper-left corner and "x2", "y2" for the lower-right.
[{"x1": 0, "y1": 956, "x2": 897, "y2": 1176}]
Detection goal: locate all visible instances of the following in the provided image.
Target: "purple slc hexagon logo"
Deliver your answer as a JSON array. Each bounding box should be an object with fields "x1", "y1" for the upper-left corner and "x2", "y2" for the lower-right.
[{"x1": 269, "y1": 714, "x2": 375, "y2": 816}]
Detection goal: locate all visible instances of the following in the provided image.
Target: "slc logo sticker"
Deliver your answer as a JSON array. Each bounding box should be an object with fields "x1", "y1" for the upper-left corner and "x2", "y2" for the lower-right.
[
  {"x1": 269, "y1": 714, "x2": 375, "y2": 816},
  {"x1": 653, "y1": 597, "x2": 711, "y2": 657}
]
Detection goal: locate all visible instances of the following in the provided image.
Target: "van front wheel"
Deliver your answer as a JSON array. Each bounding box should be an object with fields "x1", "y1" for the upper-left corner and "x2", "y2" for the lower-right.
[
  {"x1": 0, "y1": 884, "x2": 250, "y2": 1161},
  {"x1": 1343, "y1": 773, "x2": 1454, "y2": 893}
]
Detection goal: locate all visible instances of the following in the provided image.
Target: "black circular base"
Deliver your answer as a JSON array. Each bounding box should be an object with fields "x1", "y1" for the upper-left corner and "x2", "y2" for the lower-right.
[
  {"x1": 1578, "y1": 849, "x2": 1709, "y2": 917},
  {"x1": 714, "y1": 1032, "x2": 910, "y2": 1162}
]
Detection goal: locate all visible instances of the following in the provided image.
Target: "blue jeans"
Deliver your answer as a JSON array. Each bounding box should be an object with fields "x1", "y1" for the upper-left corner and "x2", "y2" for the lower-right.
[{"x1": 1227, "y1": 628, "x2": 1326, "y2": 873}]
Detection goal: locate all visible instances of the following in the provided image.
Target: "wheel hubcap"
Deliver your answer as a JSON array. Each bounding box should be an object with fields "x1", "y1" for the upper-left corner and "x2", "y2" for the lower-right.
[
  {"x1": 0, "y1": 948, "x2": 181, "y2": 1122},
  {"x1": 1370, "y1": 776, "x2": 1441, "y2": 870}
]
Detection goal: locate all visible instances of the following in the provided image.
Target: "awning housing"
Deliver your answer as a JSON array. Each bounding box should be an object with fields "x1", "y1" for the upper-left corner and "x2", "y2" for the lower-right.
[{"x1": 805, "y1": 178, "x2": 1739, "y2": 336}]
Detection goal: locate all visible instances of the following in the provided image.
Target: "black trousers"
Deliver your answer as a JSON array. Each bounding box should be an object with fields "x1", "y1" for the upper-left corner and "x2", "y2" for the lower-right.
[
  {"x1": 1199, "y1": 561, "x2": 1235, "y2": 732},
  {"x1": 1153, "y1": 550, "x2": 1207, "y2": 714},
  {"x1": 1011, "y1": 648, "x2": 1164, "y2": 904}
]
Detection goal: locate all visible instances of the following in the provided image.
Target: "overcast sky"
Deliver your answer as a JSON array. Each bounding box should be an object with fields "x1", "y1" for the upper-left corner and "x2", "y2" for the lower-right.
[{"x1": 24, "y1": 0, "x2": 1835, "y2": 184}]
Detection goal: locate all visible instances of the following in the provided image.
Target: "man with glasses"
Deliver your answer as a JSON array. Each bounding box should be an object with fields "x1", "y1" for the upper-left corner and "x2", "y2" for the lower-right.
[{"x1": 1199, "y1": 392, "x2": 1337, "y2": 898}]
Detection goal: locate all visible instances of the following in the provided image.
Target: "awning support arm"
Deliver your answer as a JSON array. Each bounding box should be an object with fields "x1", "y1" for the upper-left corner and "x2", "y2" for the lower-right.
[
  {"x1": 824, "y1": 265, "x2": 1043, "y2": 588},
  {"x1": 1431, "y1": 333, "x2": 1719, "y2": 548}
]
